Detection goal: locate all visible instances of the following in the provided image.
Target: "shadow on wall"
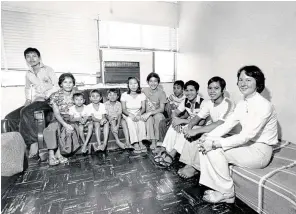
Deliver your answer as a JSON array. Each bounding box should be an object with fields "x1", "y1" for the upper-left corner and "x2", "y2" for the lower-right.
[
  {"x1": 261, "y1": 87, "x2": 283, "y2": 140},
  {"x1": 261, "y1": 87, "x2": 272, "y2": 101},
  {"x1": 277, "y1": 121, "x2": 283, "y2": 140},
  {"x1": 224, "y1": 91, "x2": 230, "y2": 99}
]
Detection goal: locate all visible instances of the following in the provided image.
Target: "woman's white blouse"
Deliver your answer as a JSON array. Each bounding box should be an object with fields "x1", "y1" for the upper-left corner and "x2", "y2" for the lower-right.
[{"x1": 208, "y1": 92, "x2": 278, "y2": 150}]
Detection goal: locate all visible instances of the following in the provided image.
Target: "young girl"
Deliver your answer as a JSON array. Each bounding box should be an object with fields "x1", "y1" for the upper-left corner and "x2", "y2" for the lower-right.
[
  {"x1": 85, "y1": 89, "x2": 109, "y2": 151},
  {"x1": 121, "y1": 77, "x2": 147, "y2": 154},
  {"x1": 141, "y1": 73, "x2": 167, "y2": 152}
]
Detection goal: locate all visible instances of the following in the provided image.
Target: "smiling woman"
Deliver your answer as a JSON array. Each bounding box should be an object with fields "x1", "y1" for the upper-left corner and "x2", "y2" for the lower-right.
[
  {"x1": 197, "y1": 65, "x2": 278, "y2": 204},
  {"x1": 43, "y1": 73, "x2": 78, "y2": 166}
]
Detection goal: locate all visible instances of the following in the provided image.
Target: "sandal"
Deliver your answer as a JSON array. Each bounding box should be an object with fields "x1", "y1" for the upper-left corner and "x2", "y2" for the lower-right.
[
  {"x1": 139, "y1": 144, "x2": 147, "y2": 153},
  {"x1": 57, "y1": 156, "x2": 68, "y2": 164},
  {"x1": 124, "y1": 144, "x2": 134, "y2": 151},
  {"x1": 141, "y1": 146, "x2": 147, "y2": 153},
  {"x1": 154, "y1": 151, "x2": 165, "y2": 163},
  {"x1": 159, "y1": 151, "x2": 173, "y2": 167},
  {"x1": 132, "y1": 145, "x2": 142, "y2": 154},
  {"x1": 49, "y1": 157, "x2": 59, "y2": 166}
]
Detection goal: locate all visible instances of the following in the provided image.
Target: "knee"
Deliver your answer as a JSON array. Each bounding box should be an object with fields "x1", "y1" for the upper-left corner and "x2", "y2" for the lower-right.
[
  {"x1": 20, "y1": 106, "x2": 30, "y2": 117},
  {"x1": 88, "y1": 122, "x2": 93, "y2": 128},
  {"x1": 154, "y1": 113, "x2": 164, "y2": 122},
  {"x1": 146, "y1": 116, "x2": 154, "y2": 124}
]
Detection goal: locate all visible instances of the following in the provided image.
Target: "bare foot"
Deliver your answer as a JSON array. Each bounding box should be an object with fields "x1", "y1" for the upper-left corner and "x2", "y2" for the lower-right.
[
  {"x1": 81, "y1": 144, "x2": 88, "y2": 153},
  {"x1": 116, "y1": 140, "x2": 126, "y2": 149},
  {"x1": 94, "y1": 142, "x2": 102, "y2": 151},
  {"x1": 150, "y1": 141, "x2": 156, "y2": 150},
  {"x1": 178, "y1": 165, "x2": 198, "y2": 179},
  {"x1": 177, "y1": 164, "x2": 191, "y2": 175},
  {"x1": 29, "y1": 142, "x2": 38, "y2": 158}
]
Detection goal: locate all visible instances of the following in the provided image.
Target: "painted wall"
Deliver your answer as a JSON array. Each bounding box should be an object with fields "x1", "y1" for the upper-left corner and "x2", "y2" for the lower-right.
[
  {"x1": 1, "y1": 1, "x2": 178, "y2": 118},
  {"x1": 1, "y1": 1, "x2": 179, "y2": 27},
  {"x1": 177, "y1": 2, "x2": 296, "y2": 142}
]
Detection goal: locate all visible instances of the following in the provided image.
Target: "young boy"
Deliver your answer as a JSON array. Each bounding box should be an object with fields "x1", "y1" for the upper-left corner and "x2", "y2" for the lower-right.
[
  {"x1": 85, "y1": 89, "x2": 109, "y2": 151},
  {"x1": 167, "y1": 80, "x2": 186, "y2": 114},
  {"x1": 68, "y1": 92, "x2": 93, "y2": 153},
  {"x1": 105, "y1": 89, "x2": 132, "y2": 150},
  {"x1": 157, "y1": 80, "x2": 186, "y2": 151}
]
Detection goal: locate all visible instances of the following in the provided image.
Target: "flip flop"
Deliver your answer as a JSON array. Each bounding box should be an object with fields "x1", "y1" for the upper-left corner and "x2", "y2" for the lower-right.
[
  {"x1": 159, "y1": 151, "x2": 173, "y2": 167},
  {"x1": 132, "y1": 146, "x2": 142, "y2": 155},
  {"x1": 140, "y1": 145, "x2": 147, "y2": 153},
  {"x1": 124, "y1": 144, "x2": 135, "y2": 151},
  {"x1": 154, "y1": 154, "x2": 164, "y2": 163}
]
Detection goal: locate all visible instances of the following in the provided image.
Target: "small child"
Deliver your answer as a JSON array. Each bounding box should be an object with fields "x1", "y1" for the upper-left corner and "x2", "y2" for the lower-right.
[
  {"x1": 157, "y1": 80, "x2": 186, "y2": 148},
  {"x1": 105, "y1": 88, "x2": 132, "y2": 149},
  {"x1": 85, "y1": 89, "x2": 109, "y2": 151},
  {"x1": 68, "y1": 92, "x2": 93, "y2": 154}
]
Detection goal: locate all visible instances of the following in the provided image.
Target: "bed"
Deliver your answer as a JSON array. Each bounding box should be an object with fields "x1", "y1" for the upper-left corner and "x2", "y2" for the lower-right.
[{"x1": 231, "y1": 140, "x2": 296, "y2": 214}]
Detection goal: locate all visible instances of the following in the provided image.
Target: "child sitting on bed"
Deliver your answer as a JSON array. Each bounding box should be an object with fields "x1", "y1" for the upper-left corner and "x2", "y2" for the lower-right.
[
  {"x1": 85, "y1": 89, "x2": 109, "y2": 152},
  {"x1": 68, "y1": 92, "x2": 93, "y2": 154},
  {"x1": 156, "y1": 80, "x2": 186, "y2": 153},
  {"x1": 105, "y1": 88, "x2": 132, "y2": 150}
]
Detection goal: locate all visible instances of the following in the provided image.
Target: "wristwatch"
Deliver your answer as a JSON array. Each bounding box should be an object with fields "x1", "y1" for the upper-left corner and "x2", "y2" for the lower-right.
[{"x1": 212, "y1": 140, "x2": 217, "y2": 150}]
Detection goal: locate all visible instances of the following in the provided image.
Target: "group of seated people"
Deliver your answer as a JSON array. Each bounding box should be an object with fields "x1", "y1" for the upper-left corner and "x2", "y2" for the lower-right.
[{"x1": 5, "y1": 47, "x2": 278, "y2": 204}]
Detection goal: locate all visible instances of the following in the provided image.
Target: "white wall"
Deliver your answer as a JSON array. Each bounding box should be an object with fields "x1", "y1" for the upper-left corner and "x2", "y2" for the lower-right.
[
  {"x1": 177, "y1": 2, "x2": 296, "y2": 142},
  {"x1": 1, "y1": 1, "x2": 178, "y2": 118},
  {"x1": 1, "y1": 1, "x2": 179, "y2": 27}
]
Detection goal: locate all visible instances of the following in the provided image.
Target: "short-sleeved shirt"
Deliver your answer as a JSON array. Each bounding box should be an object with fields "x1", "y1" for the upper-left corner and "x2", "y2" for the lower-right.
[
  {"x1": 68, "y1": 105, "x2": 88, "y2": 118},
  {"x1": 85, "y1": 103, "x2": 106, "y2": 120},
  {"x1": 177, "y1": 95, "x2": 204, "y2": 119},
  {"x1": 49, "y1": 89, "x2": 75, "y2": 115},
  {"x1": 197, "y1": 97, "x2": 235, "y2": 122},
  {"x1": 25, "y1": 63, "x2": 59, "y2": 101},
  {"x1": 167, "y1": 94, "x2": 186, "y2": 108},
  {"x1": 120, "y1": 92, "x2": 146, "y2": 115},
  {"x1": 105, "y1": 101, "x2": 122, "y2": 118},
  {"x1": 142, "y1": 87, "x2": 167, "y2": 112}
]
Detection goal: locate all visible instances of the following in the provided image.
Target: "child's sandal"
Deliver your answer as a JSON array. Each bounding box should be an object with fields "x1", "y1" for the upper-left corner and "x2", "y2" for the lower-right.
[{"x1": 57, "y1": 156, "x2": 68, "y2": 164}]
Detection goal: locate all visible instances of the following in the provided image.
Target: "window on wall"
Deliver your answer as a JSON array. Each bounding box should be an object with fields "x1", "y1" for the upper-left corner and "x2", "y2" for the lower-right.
[
  {"x1": 99, "y1": 20, "x2": 177, "y2": 84},
  {"x1": 1, "y1": 9, "x2": 100, "y2": 86}
]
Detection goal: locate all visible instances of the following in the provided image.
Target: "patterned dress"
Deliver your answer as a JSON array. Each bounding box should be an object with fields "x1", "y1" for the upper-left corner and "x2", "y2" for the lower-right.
[{"x1": 43, "y1": 88, "x2": 78, "y2": 150}]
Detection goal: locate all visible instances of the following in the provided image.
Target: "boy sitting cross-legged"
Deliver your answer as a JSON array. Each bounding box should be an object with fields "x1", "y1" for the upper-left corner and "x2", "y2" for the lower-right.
[
  {"x1": 85, "y1": 89, "x2": 109, "y2": 151},
  {"x1": 105, "y1": 88, "x2": 133, "y2": 150},
  {"x1": 68, "y1": 92, "x2": 93, "y2": 154}
]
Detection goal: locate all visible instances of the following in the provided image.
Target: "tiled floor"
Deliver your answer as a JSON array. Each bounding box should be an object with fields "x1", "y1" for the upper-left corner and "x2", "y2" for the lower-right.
[{"x1": 1, "y1": 149, "x2": 256, "y2": 214}]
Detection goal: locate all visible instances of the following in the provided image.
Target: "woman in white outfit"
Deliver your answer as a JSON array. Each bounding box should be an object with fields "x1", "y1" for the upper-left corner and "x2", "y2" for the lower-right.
[{"x1": 197, "y1": 65, "x2": 278, "y2": 204}]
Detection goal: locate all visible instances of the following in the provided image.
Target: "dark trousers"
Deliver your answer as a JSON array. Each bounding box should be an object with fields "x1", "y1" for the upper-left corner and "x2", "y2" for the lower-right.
[
  {"x1": 159, "y1": 118, "x2": 171, "y2": 143},
  {"x1": 4, "y1": 101, "x2": 52, "y2": 146}
]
